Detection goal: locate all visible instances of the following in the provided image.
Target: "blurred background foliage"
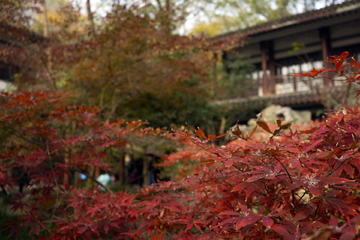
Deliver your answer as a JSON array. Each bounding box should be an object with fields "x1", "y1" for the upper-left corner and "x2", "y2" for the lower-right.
[
  {"x1": 0, "y1": 0, "x2": 345, "y2": 199},
  {"x1": 1, "y1": 0, "x2": 342, "y2": 131}
]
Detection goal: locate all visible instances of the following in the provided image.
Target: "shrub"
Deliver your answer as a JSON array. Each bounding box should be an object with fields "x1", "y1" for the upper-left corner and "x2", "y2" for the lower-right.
[{"x1": 1, "y1": 52, "x2": 360, "y2": 239}]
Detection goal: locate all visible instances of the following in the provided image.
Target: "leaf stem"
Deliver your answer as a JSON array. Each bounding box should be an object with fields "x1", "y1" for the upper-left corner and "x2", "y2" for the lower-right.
[
  {"x1": 292, "y1": 190, "x2": 308, "y2": 210},
  {"x1": 313, "y1": 205, "x2": 319, "y2": 218},
  {"x1": 326, "y1": 157, "x2": 352, "y2": 177},
  {"x1": 265, "y1": 150, "x2": 295, "y2": 207}
]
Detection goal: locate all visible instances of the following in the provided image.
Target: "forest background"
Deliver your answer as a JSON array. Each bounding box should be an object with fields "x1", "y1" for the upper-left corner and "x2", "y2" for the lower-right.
[{"x1": 1, "y1": 0, "x2": 345, "y2": 132}]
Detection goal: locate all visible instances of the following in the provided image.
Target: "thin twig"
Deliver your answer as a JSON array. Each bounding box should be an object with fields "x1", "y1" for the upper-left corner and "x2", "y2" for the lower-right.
[
  {"x1": 314, "y1": 204, "x2": 319, "y2": 218},
  {"x1": 292, "y1": 190, "x2": 308, "y2": 210},
  {"x1": 46, "y1": 140, "x2": 59, "y2": 227},
  {"x1": 326, "y1": 157, "x2": 352, "y2": 177},
  {"x1": 265, "y1": 150, "x2": 295, "y2": 206},
  {"x1": 255, "y1": 153, "x2": 269, "y2": 166},
  {"x1": 40, "y1": 52, "x2": 57, "y2": 90},
  {"x1": 232, "y1": 163, "x2": 244, "y2": 172},
  {"x1": 74, "y1": 167, "x2": 113, "y2": 193},
  {"x1": 265, "y1": 150, "x2": 292, "y2": 183},
  {"x1": 0, "y1": 125, "x2": 42, "y2": 147}
]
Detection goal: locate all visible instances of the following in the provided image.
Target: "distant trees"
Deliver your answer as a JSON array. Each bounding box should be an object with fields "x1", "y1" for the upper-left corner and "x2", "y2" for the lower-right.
[
  {"x1": 190, "y1": 0, "x2": 347, "y2": 36},
  {"x1": 1, "y1": 1, "x2": 224, "y2": 129}
]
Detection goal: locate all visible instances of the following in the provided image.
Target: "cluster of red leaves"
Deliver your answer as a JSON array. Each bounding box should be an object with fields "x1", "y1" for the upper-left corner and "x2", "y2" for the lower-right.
[
  {"x1": 0, "y1": 90, "x2": 159, "y2": 239},
  {"x1": 136, "y1": 107, "x2": 360, "y2": 239},
  {"x1": 293, "y1": 51, "x2": 360, "y2": 96},
  {"x1": 132, "y1": 53, "x2": 360, "y2": 239},
  {"x1": 2, "y1": 52, "x2": 360, "y2": 240}
]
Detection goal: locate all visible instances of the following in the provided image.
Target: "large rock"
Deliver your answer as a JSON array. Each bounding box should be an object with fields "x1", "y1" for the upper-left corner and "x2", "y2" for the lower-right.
[
  {"x1": 258, "y1": 105, "x2": 311, "y2": 125},
  {"x1": 228, "y1": 105, "x2": 311, "y2": 140}
]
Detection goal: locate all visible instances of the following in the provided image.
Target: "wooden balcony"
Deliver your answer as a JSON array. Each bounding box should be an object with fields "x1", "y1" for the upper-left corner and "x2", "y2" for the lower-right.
[{"x1": 215, "y1": 74, "x2": 359, "y2": 109}]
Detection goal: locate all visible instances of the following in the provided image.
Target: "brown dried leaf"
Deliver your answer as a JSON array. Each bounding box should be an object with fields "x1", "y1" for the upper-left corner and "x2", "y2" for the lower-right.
[
  {"x1": 279, "y1": 119, "x2": 292, "y2": 130},
  {"x1": 256, "y1": 113, "x2": 272, "y2": 134},
  {"x1": 247, "y1": 125, "x2": 258, "y2": 140},
  {"x1": 231, "y1": 122, "x2": 244, "y2": 139}
]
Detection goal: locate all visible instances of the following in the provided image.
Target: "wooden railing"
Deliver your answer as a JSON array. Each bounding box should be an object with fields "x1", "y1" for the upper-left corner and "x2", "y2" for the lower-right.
[{"x1": 247, "y1": 74, "x2": 337, "y2": 97}]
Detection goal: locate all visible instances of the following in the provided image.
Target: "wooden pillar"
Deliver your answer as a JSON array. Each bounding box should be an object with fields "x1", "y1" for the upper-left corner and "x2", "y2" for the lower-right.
[
  {"x1": 95, "y1": 166, "x2": 100, "y2": 180},
  {"x1": 268, "y1": 40, "x2": 276, "y2": 94},
  {"x1": 319, "y1": 27, "x2": 333, "y2": 87},
  {"x1": 293, "y1": 68, "x2": 297, "y2": 92},
  {"x1": 212, "y1": 52, "x2": 218, "y2": 98},
  {"x1": 260, "y1": 41, "x2": 269, "y2": 96}
]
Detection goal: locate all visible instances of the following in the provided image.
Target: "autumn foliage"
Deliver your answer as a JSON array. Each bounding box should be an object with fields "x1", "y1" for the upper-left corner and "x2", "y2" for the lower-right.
[
  {"x1": 0, "y1": 52, "x2": 359, "y2": 239},
  {"x1": 2, "y1": 36, "x2": 360, "y2": 239}
]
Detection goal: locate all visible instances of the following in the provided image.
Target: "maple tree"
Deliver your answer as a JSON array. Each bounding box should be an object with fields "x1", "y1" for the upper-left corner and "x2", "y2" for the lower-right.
[
  {"x1": 1, "y1": 0, "x2": 225, "y2": 129},
  {"x1": 3, "y1": 1, "x2": 360, "y2": 240},
  {"x1": 1, "y1": 51, "x2": 360, "y2": 240}
]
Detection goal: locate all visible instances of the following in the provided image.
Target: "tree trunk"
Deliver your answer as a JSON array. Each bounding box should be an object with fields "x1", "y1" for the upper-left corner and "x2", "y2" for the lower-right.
[
  {"x1": 86, "y1": 0, "x2": 96, "y2": 36},
  {"x1": 43, "y1": 0, "x2": 49, "y2": 37},
  {"x1": 64, "y1": 154, "x2": 69, "y2": 190},
  {"x1": 166, "y1": 0, "x2": 171, "y2": 34}
]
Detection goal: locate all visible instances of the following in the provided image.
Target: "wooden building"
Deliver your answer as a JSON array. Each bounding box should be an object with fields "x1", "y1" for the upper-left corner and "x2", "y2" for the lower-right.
[{"x1": 215, "y1": 0, "x2": 360, "y2": 112}]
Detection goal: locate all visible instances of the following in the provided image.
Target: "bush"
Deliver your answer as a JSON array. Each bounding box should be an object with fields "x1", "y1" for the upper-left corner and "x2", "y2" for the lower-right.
[{"x1": 1, "y1": 52, "x2": 360, "y2": 239}]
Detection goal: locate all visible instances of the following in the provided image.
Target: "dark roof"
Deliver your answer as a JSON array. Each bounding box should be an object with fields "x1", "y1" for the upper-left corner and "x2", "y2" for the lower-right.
[{"x1": 213, "y1": 0, "x2": 360, "y2": 43}]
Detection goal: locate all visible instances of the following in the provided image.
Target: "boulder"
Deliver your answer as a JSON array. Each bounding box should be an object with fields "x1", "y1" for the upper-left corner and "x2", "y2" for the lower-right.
[
  {"x1": 259, "y1": 105, "x2": 311, "y2": 125},
  {"x1": 228, "y1": 105, "x2": 311, "y2": 139}
]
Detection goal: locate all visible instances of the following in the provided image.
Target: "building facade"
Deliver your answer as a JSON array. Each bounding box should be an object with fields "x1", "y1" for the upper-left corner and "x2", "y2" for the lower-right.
[{"x1": 215, "y1": 0, "x2": 360, "y2": 110}]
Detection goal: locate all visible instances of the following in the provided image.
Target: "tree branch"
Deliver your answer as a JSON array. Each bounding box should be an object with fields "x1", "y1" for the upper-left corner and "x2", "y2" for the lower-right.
[
  {"x1": 265, "y1": 150, "x2": 292, "y2": 183},
  {"x1": 46, "y1": 140, "x2": 59, "y2": 227}
]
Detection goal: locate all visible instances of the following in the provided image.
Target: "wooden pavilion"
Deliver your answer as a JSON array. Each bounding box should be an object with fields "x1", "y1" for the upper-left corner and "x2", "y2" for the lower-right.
[{"x1": 214, "y1": 0, "x2": 360, "y2": 114}]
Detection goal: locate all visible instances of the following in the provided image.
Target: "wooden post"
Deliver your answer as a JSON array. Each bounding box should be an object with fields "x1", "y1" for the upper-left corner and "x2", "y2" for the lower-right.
[
  {"x1": 260, "y1": 41, "x2": 269, "y2": 96},
  {"x1": 95, "y1": 166, "x2": 100, "y2": 180},
  {"x1": 268, "y1": 40, "x2": 276, "y2": 94},
  {"x1": 319, "y1": 27, "x2": 333, "y2": 87},
  {"x1": 293, "y1": 69, "x2": 297, "y2": 92}
]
